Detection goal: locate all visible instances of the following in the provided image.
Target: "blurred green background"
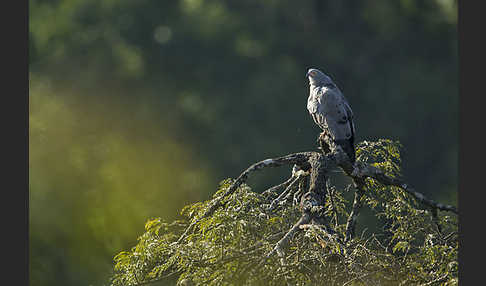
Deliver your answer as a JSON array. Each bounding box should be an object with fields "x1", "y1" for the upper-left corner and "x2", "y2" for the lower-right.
[{"x1": 29, "y1": 0, "x2": 457, "y2": 285}]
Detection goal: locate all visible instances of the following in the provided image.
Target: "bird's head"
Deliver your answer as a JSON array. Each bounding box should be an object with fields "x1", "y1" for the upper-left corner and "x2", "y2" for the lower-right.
[{"x1": 306, "y1": 68, "x2": 334, "y2": 87}]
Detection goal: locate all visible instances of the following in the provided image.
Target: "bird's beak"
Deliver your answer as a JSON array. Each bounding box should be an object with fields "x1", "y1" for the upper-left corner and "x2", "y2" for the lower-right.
[{"x1": 306, "y1": 71, "x2": 310, "y2": 78}]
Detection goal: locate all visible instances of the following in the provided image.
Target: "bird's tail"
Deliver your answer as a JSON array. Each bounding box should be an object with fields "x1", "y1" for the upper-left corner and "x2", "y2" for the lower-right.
[{"x1": 335, "y1": 139, "x2": 355, "y2": 164}]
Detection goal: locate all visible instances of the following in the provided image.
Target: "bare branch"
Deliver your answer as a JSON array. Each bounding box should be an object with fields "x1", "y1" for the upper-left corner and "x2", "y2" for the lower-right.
[
  {"x1": 177, "y1": 152, "x2": 314, "y2": 243},
  {"x1": 344, "y1": 186, "x2": 365, "y2": 243},
  {"x1": 267, "y1": 175, "x2": 302, "y2": 211},
  {"x1": 352, "y1": 164, "x2": 458, "y2": 214},
  {"x1": 263, "y1": 213, "x2": 311, "y2": 262},
  {"x1": 299, "y1": 223, "x2": 345, "y2": 249},
  {"x1": 262, "y1": 176, "x2": 295, "y2": 196}
]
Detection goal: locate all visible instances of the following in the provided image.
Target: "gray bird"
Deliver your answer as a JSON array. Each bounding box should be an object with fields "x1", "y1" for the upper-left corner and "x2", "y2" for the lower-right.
[{"x1": 306, "y1": 68, "x2": 356, "y2": 163}]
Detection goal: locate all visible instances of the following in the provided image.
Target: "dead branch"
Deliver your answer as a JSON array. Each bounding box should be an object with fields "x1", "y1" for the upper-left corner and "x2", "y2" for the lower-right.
[
  {"x1": 177, "y1": 152, "x2": 313, "y2": 243},
  {"x1": 351, "y1": 163, "x2": 458, "y2": 214},
  {"x1": 177, "y1": 135, "x2": 457, "y2": 251}
]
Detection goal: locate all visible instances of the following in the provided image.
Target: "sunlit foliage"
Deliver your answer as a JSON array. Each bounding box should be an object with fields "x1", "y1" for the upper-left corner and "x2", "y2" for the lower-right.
[{"x1": 110, "y1": 140, "x2": 458, "y2": 285}]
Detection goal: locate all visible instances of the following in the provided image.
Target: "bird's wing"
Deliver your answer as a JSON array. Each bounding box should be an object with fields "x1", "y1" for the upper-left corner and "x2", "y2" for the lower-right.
[
  {"x1": 342, "y1": 98, "x2": 356, "y2": 138},
  {"x1": 318, "y1": 88, "x2": 354, "y2": 141}
]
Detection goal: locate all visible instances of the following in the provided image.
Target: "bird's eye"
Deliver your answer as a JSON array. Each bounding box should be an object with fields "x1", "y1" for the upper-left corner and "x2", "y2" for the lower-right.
[{"x1": 310, "y1": 71, "x2": 317, "y2": 76}]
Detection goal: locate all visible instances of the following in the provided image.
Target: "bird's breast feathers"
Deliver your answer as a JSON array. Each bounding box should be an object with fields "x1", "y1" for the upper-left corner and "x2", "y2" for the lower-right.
[
  {"x1": 307, "y1": 85, "x2": 354, "y2": 140},
  {"x1": 307, "y1": 86, "x2": 334, "y2": 114}
]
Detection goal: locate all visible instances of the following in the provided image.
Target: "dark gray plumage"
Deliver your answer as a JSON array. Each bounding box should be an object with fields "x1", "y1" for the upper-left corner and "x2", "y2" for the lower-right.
[{"x1": 306, "y1": 68, "x2": 356, "y2": 163}]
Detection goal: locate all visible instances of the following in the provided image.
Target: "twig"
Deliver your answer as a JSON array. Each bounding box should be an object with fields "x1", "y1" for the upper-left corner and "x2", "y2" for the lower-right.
[
  {"x1": 353, "y1": 164, "x2": 458, "y2": 214},
  {"x1": 262, "y1": 175, "x2": 295, "y2": 196},
  {"x1": 267, "y1": 175, "x2": 302, "y2": 211},
  {"x1": 235, "y1": 216, "x2": 308, "y2": 280},
  {"x1": 176, "y1": 152, "x2": 314, "y2": 243},
  {"x1": 327, "y1": 180, "x2": 340, "y2": 228},
  {"x1": 342, "y1": 270, "x2": 380, "y2": 286},
  {"x1": 261, "y1": 213, "x2": 311, "y2": 263},
  {"x1": 418, "y1": 273, "x2": 450, "y2": 286},
  {"x1": 293, "y1": 175, "x2": 308, "y2": 206},
  {"x1": 344, "y1": 184, "x2": 365, "y2": 243},
  {"x1": 299, "y1": 223, "x2": 345, "y2": 249}
]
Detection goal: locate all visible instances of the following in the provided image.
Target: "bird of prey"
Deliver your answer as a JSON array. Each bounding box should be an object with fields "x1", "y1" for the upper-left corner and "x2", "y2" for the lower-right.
[{"x1": 306, "y1": 68, "x2": 356, "y2": 163}]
